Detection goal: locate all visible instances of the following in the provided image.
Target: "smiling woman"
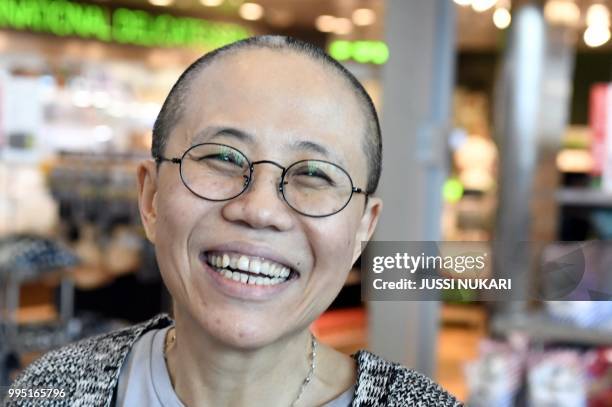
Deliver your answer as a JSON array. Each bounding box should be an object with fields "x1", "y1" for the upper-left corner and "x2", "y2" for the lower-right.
[{"x1": 6, "y1": 36, "x2": 462, "y2": 407}]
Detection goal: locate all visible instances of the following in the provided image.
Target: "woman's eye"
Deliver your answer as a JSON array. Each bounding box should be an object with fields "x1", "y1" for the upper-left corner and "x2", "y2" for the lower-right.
[
  {"x1": 198, "y1": 153, "x2": 243, "y2": 166},
  {"x1": 294, "y1": 168, "x2": 334, "y2": 184}
]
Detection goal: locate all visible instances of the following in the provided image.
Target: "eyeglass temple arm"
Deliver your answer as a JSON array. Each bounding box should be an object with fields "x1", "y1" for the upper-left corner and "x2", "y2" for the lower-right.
[
  {"x1": 154, "y1": 156, "x2": 181, "y2": 164},
  {"x1": 353, "y1": 187, "x2": 369, "y2": 196}
]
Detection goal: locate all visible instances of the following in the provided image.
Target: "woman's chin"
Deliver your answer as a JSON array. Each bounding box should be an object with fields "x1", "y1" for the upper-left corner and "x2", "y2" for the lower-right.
[{"x1": 191, "y1": 308, "x2": 290, "y2": 349}]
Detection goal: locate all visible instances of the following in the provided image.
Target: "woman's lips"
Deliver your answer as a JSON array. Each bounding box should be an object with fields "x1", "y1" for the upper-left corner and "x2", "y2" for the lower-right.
[
  {"x1": 203, "y1": 242, "x2": 298, "y2": 276},
  {"x1": 199, "y1": 252, "x2": 297, "y2": 301},
  {"x1": 205, "y1": 251, "x2": 293, "y2": 282}
]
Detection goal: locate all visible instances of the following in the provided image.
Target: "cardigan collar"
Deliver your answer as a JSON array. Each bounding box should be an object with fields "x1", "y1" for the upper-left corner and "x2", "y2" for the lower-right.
[{"x1": 107, "y1": 313, "x2": 389, "y2": 407}]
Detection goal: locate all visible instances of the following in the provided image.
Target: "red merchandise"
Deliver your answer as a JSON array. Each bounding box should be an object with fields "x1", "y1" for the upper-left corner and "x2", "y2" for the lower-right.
[
  {"x1": 590, "y1": 83, "x2": 609, "y2": 177},
  {"x1": 586, "y1": 348, "x2": 612, "y2": 407}
]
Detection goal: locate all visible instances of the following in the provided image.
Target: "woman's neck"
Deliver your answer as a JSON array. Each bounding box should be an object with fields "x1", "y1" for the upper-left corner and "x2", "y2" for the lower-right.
[{"x1": 166, "y1": 306, "x2": 318, "y2": 407}]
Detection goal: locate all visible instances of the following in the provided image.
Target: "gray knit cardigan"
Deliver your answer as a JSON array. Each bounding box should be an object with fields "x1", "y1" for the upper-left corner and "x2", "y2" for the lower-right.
[{"x1": 5, "y1": 313, "x2": 462, "y2": 407}]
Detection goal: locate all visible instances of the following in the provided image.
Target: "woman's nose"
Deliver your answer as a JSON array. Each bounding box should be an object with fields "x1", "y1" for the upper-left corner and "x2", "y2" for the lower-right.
[{"x1": 221, "y1": 164, "x2": 294, "y2": 231}]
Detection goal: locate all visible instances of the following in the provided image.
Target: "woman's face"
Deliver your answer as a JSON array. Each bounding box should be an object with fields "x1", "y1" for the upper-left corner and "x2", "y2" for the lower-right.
[{"x1": 138, "y1": 49, "x2": 381, "y2": 348}]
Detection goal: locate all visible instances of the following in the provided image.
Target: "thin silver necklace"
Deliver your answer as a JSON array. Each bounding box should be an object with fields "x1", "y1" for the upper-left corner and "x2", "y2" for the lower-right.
[
  {"x1": 164, "y1": 328, "x2": 317, "y2": 407},
  {"x1": 291, "y1": 333, "x2": 317, "y2": 407}
]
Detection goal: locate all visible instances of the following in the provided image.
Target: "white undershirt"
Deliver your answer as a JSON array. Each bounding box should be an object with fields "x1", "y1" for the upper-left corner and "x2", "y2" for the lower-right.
[{"x1": 115, "y1": 325, "x2": 355, "y2": 407}]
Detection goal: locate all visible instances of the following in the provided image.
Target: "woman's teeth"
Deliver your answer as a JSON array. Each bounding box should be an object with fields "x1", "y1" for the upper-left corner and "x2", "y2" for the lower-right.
[{"x1": 207, "y1": 253, "x2": 291, "y2": 286}]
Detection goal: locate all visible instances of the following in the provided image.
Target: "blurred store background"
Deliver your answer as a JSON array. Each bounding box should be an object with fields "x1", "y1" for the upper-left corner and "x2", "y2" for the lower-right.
[{"x1": 0, "y1": 0, "x2": 611, "y2": 405}]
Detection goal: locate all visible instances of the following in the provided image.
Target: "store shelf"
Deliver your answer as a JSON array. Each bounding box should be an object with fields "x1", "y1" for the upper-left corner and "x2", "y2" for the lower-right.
[
  {"x1": 492, "y1": 312, "x2": 612, "y2": 346},
  {"x1": 556, "y1": 188, "x2": 612, "y2": 208}
]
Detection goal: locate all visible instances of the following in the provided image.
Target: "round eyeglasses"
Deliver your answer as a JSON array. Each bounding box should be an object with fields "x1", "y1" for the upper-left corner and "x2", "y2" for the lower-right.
[{"x1": 154, "y1": 142, "x2": 369, "y2": 218}]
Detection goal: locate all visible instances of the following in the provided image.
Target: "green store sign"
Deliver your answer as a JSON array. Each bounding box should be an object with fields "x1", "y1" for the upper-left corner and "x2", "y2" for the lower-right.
[
  {"x1": 0, "y1": 0, "x2": 251, "y2": 49},
  {"x1": 329, "y1": 40, "x2": 389, "y2": 65}
]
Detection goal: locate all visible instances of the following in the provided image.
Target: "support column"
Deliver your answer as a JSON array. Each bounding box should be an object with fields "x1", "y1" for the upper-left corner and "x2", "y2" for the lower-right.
[{"x1": 368, "y1": 0, "x2": 456, "y2": 376}]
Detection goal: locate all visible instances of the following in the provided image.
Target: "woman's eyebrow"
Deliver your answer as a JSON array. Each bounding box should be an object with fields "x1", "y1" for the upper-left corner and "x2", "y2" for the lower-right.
[
  {"x1": 191, "y1": 128, "x2": 346, "y2": 166},
  {"x1": 291, "y1": 140, "x2": 346, "y2": 167},
  {"x1": 191, "y1": 126, "x2": 254, "y2": 145}
]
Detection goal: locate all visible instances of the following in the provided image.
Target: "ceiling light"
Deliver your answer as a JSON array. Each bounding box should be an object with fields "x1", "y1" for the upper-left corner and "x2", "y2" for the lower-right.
[
  {"x1": 584, "y1": 24, "x2": 611, "y2": 47},
  {"x1": 200, "y1": 0, "x2": 224, "y2": 6},
  {"x1": 333, "y1": 17, "x2": 353, "y2": 35},
  {"x1": 556, "y1": 149, "x2": 594, "y2": 173},
  {"x1": 472, "y1": 0, "x2": 497, "y2": 12},
  {"x1": 352, "y1": 8, "x2": 376, "y2": 26},
  {"x1": 493, "y1": 8, "x2": 511, "y2": 29},
  {"x1": 586, "y1": 4, "x2": 610, "y2": 27},
  {"x1": 315, "y1": 15, "x2": 336, "y2": 32},
  {"x1": 453, "y1": 0, "x2": 473, "y2": 6},
  {"x1": 544, "y1": 0, "x2": 581, "y2": 26},
  {"x1": 148, "y1": 0, "x2": 174, "y2": 6},
  {"x1": 239, "y1": 2, "x2": 264, "y2": 21}
]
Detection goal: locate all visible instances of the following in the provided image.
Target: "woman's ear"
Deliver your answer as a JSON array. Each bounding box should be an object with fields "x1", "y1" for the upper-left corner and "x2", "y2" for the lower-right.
[
  {"x1": 352, "y1": 197, "x2": 383, "y2": 264},
  {"x1": 137, "y1": 160, "x2": 159, "y2": 244}
]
